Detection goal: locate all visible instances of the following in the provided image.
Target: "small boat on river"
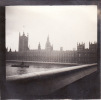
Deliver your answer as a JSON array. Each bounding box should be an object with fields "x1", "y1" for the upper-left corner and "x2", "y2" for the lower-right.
[{"x1": 11, "y1": 62, "x2": 29, "y2": 68}]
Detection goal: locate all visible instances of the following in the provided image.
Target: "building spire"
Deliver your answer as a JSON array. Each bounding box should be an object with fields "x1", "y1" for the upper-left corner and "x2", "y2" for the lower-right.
[
  {"x1": 23, "y1": 31, "x2": 25, "y2": 36},
  {"x1": 9, "y1": 48, "x2": 12, "y2": 52},
  {"x1": 38, "y1": 42, "x2": 41, "y2": 50},
  {"x1": 45, "y1": 35, "x2": 52, "y2": 51}
]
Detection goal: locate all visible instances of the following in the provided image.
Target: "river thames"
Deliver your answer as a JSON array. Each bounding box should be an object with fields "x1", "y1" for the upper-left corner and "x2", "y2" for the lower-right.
[{"x1": 6, "y1": 62, "x2": 70, "y2": 76}]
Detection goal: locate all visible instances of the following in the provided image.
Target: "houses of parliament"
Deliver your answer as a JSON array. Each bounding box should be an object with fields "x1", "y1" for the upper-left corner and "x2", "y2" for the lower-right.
[{"x1": 6, "y1": 32, "x2": 97, "y2": 64}]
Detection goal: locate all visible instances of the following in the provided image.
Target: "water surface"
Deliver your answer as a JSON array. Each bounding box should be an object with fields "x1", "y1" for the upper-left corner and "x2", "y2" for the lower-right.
[{"x1": 6, "y1": 62, "x2": 68, "y2": 76}]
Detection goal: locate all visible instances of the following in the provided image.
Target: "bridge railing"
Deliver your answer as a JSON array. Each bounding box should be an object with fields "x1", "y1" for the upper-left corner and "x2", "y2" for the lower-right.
[{"x1": 6, "y1": 63, "x2": 97, "y2": 95}]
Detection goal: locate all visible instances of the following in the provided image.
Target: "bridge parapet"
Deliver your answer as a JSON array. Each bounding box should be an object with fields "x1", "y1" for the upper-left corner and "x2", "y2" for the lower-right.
[{"x1": 6, "y1": 63, "x2": 97, "y2": 96}]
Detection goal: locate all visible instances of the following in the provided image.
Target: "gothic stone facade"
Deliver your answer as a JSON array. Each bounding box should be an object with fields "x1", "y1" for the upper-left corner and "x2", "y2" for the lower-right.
[{"x1": 6, "y1": 33, "x2": 97, "y2": 64}]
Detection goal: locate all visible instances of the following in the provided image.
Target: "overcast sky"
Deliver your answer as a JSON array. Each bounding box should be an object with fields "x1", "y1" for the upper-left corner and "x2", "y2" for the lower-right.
[{"x1": 6, "y1": 6, "x2": 97, "y2": 51}]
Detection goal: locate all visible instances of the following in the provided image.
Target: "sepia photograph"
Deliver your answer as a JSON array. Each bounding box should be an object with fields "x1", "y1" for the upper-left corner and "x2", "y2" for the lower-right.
[{"x1": 5, "y1": 6, "x2": 99, "y2": 99}]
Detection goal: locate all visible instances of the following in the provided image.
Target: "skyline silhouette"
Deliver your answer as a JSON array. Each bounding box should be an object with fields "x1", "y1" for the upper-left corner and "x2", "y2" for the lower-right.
[{"x1": 6, "y1": 6, "x2": 97, "y2": 51}]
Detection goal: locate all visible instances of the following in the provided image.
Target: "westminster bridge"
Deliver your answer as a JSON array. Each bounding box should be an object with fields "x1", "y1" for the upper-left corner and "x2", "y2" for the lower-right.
[{"x1": 5, "y1": 60, "x2": 100, "y2": 99}]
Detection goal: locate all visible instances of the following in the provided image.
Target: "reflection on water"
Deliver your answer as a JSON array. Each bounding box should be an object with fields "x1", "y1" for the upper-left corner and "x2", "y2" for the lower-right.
[
  {"x1": 6, "y1": 62, "x2": 67, "y2": 76},
  {"x1": 17, "y1": 67, "x2": 27, "y2": 75}
]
